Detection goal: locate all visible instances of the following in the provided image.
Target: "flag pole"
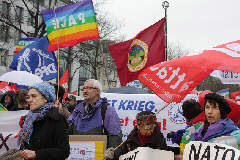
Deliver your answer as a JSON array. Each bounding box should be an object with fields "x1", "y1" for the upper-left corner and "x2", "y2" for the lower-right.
[
  {"x1": 162, "y1": 1, "x2": 169, "y2": 61},
  {"x1": 53, "y1": 2, "x2": 60, "y2": 101}
]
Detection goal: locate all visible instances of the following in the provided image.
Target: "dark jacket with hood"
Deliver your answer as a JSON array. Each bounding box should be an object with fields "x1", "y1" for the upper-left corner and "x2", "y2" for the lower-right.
[
  {"x1": 23, "y1": 108, "x2": 70, "y2": 160},
  {"x1": 0, "y1": 91, "x2": 17, "y2": 111}
]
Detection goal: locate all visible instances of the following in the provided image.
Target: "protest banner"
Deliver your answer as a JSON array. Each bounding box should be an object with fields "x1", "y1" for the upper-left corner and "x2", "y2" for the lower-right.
[
  {"x1": 211, "y1": 70, "x2": 240, "y2": 84},
  {"x1": 0, "y1": 110, "x2": 29, "y2": 154},
  {"x1": 0, "y1": 93, "x2": 196, "y2": 153},
  {"x1": 183, "y1": 141, "x2": 240, "y2": 160},
  {"x1": 68, "y1": 135, "x2": 107, "y2": 160},
  {"x1": 119, "y1": 147, "x2": 174, "y2": 160}
]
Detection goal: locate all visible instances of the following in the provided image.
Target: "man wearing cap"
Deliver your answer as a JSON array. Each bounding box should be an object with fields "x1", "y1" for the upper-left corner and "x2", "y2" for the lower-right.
[
  {"x1": 68, "y1": 79, "x2": 122, "y2": 149},
  {"x1": 104, "y1": 111, "x2": 168, "y2": 159}
]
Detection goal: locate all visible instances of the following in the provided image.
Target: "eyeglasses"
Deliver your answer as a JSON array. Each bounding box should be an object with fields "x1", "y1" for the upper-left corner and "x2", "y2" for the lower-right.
[{"x1": 81, "y1": 86, "x2": 97, "y2": 91}]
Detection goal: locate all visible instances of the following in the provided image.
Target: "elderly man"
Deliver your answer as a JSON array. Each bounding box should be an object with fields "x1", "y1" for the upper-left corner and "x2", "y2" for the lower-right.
[{"x1": 68, "y1": 79, "x2": 122, "y2": 148}]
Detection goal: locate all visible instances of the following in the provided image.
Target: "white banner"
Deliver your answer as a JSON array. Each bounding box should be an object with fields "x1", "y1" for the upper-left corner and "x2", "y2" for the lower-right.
[
  {"x1": 183, "y1": 141, "x2": 240, "y2": 160},
  {"x1": 119, "y1": 147, "x2": 174, "y2": 160},
  {"x1": 0, "y1": 110, "x2": 29, "y2": 154},
  {"x1": 101, "y1": 93, "x2": 198, "y2": 145},
  {"x1": 0, "y1": 93, "x2": 197, "y2": 153},
  {"x1": 211, "y1": 70, "x2": 240, "y2": 84}
]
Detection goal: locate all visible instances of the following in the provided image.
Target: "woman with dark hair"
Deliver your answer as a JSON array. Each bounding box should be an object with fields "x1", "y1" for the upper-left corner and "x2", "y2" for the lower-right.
[
  {"x1": 178, "y1": 93, "x2": 240, "y2": 159},
  {"x1": 18, "y1": 83, "x2": 70, "y2": 160}
]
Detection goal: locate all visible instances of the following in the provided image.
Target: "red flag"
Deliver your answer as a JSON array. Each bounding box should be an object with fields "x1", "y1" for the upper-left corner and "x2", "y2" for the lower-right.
[
  {"x1": 0, "y1": 82, "x2": 15, "y2": 93},
  {"x1": 59, "y1": 69, "x2": 69, "y2": 101},
  {"x1": 108, "y1": 18, "x2": 165, "y2": 86},
  {"x1": 138, "y1": 40, "x2": 240, "y2": 103},
  {"x1": 10, "y1": 83, "x2": 18, "y2": 93},
  {"x1": 71, "y1": 91, "x2": 77, "y2": 95},
  {"x1": 231, "y1": 91, "x2": 240, "y2": 104}
]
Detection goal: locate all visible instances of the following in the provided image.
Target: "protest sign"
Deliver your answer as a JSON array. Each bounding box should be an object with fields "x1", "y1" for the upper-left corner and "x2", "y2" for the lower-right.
[
  {"x1": 119, "y1": 147, "x2": 174, "y2": 160},
  {"x1": 183, "y1": 141, "x2": 240, "y2": 160},
  {"x1": 68, "y1": 135, "x2": 107, "y2": 160}
]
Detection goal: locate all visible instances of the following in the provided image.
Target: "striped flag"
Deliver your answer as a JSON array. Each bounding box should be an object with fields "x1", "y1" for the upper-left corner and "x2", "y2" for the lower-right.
[
  {"x1": 41, "y1": 0, "x2": 99, "y2": 51},
  {"x1": 14, "y1": 37, "x2": 38, "y2": 54}
]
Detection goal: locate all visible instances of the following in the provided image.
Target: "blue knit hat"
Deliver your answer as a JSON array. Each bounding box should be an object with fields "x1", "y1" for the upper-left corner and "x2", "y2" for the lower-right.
[{"x1": 29, "y1": 83, "x2": 56, "y2": 102}]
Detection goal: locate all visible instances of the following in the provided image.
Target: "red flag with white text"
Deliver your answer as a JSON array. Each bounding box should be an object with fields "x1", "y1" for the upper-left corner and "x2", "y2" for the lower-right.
[
  {"x1": 59, "y1": 69, "x2": 69, "y2": 101},
  {"x1": 138, "y1": 40, "x2": 240, "y2": 103},
  {"x1": 108, "y1": 18, "x2": 165, "y2": 86},
  {"x1": 0, "y1": 81, "x2": 16, "y2": 93}
]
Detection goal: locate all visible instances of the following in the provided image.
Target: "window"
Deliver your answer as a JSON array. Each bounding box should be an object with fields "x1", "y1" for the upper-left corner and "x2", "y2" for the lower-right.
[
  {"x1": 1, "y1": 1, "x2": 11, "y2": 18},
  {"x1": 0, "y1": 24, "x2": 9, "y2": 42},
  {"x1": 0, "y1": 49, "x2": 8, "y2": 66},
  {"x1": 15, "y1": 6, "x2": 23, "y2": 23}
]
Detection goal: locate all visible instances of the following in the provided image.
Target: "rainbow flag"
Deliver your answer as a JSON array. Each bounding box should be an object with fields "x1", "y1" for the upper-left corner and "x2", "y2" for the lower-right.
[
  {"x1": 14, "y1": 37, "x2": 38, "y2": 54},
  {"x1": 41, "y1": 0, "x2": 100, "y2": 51}
]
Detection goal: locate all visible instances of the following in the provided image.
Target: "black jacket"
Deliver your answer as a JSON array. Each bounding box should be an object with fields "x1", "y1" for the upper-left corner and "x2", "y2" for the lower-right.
[
  {"x1": 24, "y1": 108, "x2": 70, "y2": 160},
  {"x1": 117, "y1": 124, "x2": 167, "y2": 158}
]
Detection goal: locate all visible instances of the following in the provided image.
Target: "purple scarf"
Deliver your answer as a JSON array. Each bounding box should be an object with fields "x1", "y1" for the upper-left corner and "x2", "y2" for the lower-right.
[{"x1": 192, "y1": 118, "x2": 238, "y2": 142}]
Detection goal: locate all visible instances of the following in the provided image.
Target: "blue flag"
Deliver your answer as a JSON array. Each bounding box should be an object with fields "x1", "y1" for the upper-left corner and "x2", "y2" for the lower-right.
[{"x1": 9, "y1": 36, "x2": 58, "y2": 81}]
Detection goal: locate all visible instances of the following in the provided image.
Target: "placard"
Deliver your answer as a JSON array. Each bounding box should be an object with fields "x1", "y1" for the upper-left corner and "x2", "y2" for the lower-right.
[
  {"x1": 183, "y1": 141, "x2": 240, "y2": 160},
  {"x1": 67, "y1": 135, "x2": 107, "y2": 160},
  {"x1": 119, "y1": 147, "x2": 174, "y2": 160}
]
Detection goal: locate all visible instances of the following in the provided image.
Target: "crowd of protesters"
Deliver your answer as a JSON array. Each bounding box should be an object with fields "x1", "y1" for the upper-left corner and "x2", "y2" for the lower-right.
[{"x1": 1, "y1": 79, "x2": 240, "y2": 160}]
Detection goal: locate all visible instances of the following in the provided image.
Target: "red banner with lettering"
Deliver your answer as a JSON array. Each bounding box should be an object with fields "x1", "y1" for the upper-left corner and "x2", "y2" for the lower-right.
[
  {"x1": 138, "y1": 40, "x2": 240, "y2": 103},
  {"x1": 0, "y1": 82, "x2": 15, "y2": 94}
]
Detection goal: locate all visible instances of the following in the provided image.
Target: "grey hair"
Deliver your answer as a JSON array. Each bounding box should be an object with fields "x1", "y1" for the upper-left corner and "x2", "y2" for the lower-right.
[{"x1": 85, "y1": 79, "x2": 102, "y2": 92}]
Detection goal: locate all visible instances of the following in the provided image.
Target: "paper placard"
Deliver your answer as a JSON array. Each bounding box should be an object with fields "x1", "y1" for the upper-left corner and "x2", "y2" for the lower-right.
[
  {"x1": 67, "y1": 135, "x2": 107, "y2": 160},
  {"x1": 119, "y1": 147, "x2": 174, "y2": 160},
  {"x1": 183, "y1": 141, "x2": 240, "y2": 160}
]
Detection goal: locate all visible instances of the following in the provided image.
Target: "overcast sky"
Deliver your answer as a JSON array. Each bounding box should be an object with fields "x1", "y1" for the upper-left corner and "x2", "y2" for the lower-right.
[{"x1": 102, "y1": 0, "x2": 240, "y2": 52}]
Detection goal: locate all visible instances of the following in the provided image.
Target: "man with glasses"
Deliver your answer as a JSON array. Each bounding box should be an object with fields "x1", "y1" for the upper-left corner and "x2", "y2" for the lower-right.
[
  {"x1": 68, "y1": 79, "x2": 122, "y2": 149},
  {"x1": 104, "y1": 111, "x2": 168, "y2": 159}
]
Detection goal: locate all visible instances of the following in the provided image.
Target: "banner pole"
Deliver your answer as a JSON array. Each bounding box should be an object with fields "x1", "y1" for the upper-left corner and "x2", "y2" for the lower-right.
[{"x1": 53, "y1": 4, "x2": 60, "y2": 101}]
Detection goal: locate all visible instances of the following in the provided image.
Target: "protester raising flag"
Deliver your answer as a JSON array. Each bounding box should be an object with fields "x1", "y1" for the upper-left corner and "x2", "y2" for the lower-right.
[
  {"x1": 41, "y1": 0, "x2": 99, "y2": 51},
  {"x1": 59, "y1": 69, "x2": 69, "y2": 101},
  {"x1": 9, "y1": 36, "x2": 58, "y2": 81},
  {"x1": 138, "y1": 40, "x2": 240, "y2": 103},
  {"x1": 14, "y1": 37, "x2": 38, "y2": 54},
  {"x1": 108, "y1": 18, "x2": 165, "y2": 86}
]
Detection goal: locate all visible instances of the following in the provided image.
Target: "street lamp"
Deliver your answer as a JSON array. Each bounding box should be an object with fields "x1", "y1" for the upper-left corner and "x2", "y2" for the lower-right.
[{"x1": 162, "y1": 1, "x2": 169, "y2": 61}]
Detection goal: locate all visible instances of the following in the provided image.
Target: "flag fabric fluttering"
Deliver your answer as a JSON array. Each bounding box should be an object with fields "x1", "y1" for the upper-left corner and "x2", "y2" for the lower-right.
[
  {"x1": 14, "y1": 37, "x2": 38, "y2": 54},
  {"x1": 9, "y1": 36, "x2": 58, "y2": 81},
  {"x1": 41, "y1": 0, "x2": 99, "y2": 51},
  {"x1": 108, "y1": 18, "x2": 165, "y2": 86},
  {"x1": 70, "y1": 91, "x2": 77, "y2": 95},
  {"x1": 231, "y1": 91, "x2": 240, "y2": 105},
  {"x1": 59, "y1": 69, "x2": 69, "y2": 101},
  {"x1": 138, "y1": 40, "x2": 240, "y2": 103}
]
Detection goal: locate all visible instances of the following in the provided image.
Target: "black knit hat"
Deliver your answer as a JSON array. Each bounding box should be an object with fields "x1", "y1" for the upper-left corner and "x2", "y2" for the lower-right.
[{"x1": 204, "y1": 93, "x2": 231, "y2": 117}]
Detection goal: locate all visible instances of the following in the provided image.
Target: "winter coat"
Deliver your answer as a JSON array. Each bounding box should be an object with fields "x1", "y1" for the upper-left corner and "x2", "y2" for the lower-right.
[
  {"x1": 119, "y1": 124, "x2": 167, "y2": 158},
  {"x1": 68, "y1": 98, "x2": 122, "y2": 148},
  {"x1": 180, "y1": 118, "x2": 240, "y2": 154},
  {"x1": 23, "y1": 108, "x2": 70, "y2": 160}
]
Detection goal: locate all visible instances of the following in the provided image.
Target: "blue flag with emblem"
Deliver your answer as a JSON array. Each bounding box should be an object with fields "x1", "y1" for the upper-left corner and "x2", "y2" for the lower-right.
[{"x1": 9, "y1": 36, "x2": 58, "y2": 81}]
